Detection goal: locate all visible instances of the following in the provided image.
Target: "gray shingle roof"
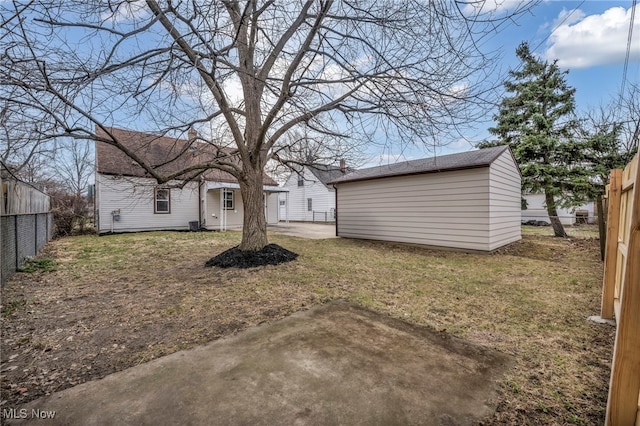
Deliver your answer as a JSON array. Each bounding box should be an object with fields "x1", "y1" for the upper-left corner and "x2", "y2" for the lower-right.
[
  {"x1": 95, "y1": 127, "x2": 278, "y2": 185},
  {"x1": 307, "y1": 164, "x2": 351, "y2": 186},
  {"x1": 328, "y1": 146, "x2": 510, "y2": 184}
]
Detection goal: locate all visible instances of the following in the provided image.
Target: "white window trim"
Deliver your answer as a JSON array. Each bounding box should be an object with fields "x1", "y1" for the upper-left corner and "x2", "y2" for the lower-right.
[
  {"x1": 223, "y1": 189, "x2": 234, "y2": 210},
  {"x1": 154, "y1": 188, "x2": 171, "y2": 214}
]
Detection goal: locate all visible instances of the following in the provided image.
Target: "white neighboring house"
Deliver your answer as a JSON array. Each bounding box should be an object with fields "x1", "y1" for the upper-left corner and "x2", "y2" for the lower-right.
[
  {"x1": 280, "y1": 162, "x2": 350, "y2": 222},
  {"x1": 521, "y1": 193, "x2": 595, "y2": 225},
  {"x1": 95, "y1": 127, "x2": 285, "y2": 234}
]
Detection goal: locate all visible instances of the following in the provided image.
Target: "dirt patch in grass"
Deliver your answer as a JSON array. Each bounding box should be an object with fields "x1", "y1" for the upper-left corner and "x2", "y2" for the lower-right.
[{"x1": 0, "y1": 231, "x2": 613, "y2": 424}]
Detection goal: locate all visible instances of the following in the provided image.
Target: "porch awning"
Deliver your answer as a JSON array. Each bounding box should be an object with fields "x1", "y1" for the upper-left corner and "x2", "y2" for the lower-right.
[
  {"x1": 206, "y1": 182, "x2": 240, "y2": 190},
  {"x1": 264, "y1": 185, "x2": 289, "y2": 192},
  {"x1": 205, "y1": 182, "x2": 288, "y2": 192}
]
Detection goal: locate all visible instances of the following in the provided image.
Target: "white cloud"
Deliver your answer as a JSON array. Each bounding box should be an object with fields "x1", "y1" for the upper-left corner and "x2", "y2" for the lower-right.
[
  {"x1": 552, "y1": 7, "x2": 586, "y2": 28},
  {"x1": 544, "y1": 6, "x2": 640, "y2": 68},
  {"x1": 446, "y1": 138, "x2": 475, "y2": 151}
]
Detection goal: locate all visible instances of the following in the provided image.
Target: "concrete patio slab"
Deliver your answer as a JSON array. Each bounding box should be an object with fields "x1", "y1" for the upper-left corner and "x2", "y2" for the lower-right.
[{"x1": 7, "y1": 301, "x2": 512, "y2": 426}]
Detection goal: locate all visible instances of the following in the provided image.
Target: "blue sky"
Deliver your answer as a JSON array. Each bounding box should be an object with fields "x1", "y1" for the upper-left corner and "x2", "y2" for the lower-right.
[
  {"x1": 376, "y1": 0, "x2": 640, "y2": 165},
  {"x1": 3, "y1": 1, "x2": 637, "y2": 169}
]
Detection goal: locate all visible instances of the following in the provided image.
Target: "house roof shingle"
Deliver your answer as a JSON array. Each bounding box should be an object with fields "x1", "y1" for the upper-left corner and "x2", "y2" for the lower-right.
[
  {"x1": 307, "y1": 164, "x2": 351, "y2": 186},
  {"x1": 95, "y1": 127, "x2": 277, "y2": 186},
  {"x1": 328, "y1": 146, "x2": 511, "y2": 185}
]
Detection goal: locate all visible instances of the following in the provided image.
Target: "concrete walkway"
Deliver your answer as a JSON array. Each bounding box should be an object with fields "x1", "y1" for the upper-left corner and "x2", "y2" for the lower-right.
[
  {"x1": 268, "y1": 222, "x2": 337, "y2": 239},
  {"x1": 8, "y1": 301, "x2": 512, "y2": 426}
]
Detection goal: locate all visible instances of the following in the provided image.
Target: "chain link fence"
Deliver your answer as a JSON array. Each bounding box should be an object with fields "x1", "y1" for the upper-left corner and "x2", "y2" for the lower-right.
[
  {"x1": 312, "y1": 210, "x2": 336, "y2": 223},
  {"x1": 1, "y1": 213, "x2": 54, "y2": 285}
]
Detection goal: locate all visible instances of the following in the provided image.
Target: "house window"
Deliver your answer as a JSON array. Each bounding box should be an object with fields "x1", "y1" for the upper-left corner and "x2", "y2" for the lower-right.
[
  {"x1": 155, "y1": 188, "x2": 170, "y2": 214},
  {"x1": 223, "y1": 190, "x2": 234, "y2": 210},
  {"x1": 307, "y1": 198, "x2": 312, "y2": 212},
  {"x1": 297, "y1": 175, "x2": 304, "y2": 186}
]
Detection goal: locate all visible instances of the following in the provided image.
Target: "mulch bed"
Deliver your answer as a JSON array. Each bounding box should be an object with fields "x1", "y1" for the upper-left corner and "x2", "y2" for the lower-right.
[{"x1": 204, "y1": 244, "x2": 298, "y2": 268}]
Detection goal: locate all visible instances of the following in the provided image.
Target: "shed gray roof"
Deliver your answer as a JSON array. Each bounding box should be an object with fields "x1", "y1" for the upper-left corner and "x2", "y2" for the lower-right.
[{"x1": 329, "y1": 145, "x2": 510, "y2": 184}]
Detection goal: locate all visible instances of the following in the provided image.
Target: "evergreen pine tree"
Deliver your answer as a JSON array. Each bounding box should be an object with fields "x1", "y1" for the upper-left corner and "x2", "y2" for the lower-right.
[
  {"x1": 579, "y1": 111, "x2": 637, "y2": 199},
  {"x1": 482, "y1": 42, "x2": 591, "y2": 237}
]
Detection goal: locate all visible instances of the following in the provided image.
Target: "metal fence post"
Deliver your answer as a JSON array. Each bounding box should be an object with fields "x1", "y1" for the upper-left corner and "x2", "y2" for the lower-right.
[
  {"x1": 35, "y1": 213, "x2": 38, "y2": 253},
  {"x1": 14, "y1": 215, "x2": 19, "y2": 270}
]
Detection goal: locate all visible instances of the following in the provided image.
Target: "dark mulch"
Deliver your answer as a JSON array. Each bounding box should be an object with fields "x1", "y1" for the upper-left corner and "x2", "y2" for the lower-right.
[{"x1": 204, "y1": 244, "x2": 298, "y2": 268}]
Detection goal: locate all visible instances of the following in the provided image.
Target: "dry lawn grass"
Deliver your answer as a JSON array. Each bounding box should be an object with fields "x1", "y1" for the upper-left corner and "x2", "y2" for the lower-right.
[
  {"x1": 522, "y1": 224, "x2": 601, "y2": 239},
  {"x1": 1, "y1": 230, "x2": 613, "y2": 424}
]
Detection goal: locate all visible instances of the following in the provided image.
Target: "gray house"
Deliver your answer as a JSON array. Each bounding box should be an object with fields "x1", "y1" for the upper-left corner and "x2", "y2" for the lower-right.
[{"x1": 329, "y1": 146, "x2": 521, "y2": 251}]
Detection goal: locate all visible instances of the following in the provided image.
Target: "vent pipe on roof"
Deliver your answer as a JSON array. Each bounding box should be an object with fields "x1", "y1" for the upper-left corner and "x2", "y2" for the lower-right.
[
  {"x1": 340, "y1": 159, "x2": 346, "y2": 173},
  {"x1": 188, "y1": 128, "x2": 197, "y2": 140}
]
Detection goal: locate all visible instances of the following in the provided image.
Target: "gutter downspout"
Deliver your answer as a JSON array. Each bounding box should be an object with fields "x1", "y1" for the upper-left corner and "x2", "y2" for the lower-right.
[
  {"x1": 333, "y1": 185, "x2": 338, "y2": 236},
  {"x1": 94, "y1": 139, "x2": 99, "y2": 235},
  {"x1": 220, "y1": 189, "x2": 224, "y2": 231},
  {"x1": 198, "y1": 179, "x2": 203, "y2": 229}
]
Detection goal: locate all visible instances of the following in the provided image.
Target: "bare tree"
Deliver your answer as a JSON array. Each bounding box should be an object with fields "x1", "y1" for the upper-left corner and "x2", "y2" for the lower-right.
[
  {"x1": 1, "y1": 0, "x2": 538, "y2": 252},
  {"x1": 619, "y1": 83, "x2": 640, "y2": 152},
  {"x1": 53, "y1": 139, "x2": 93, "y2": 198},
  {"x1": 50, "y1": 139, "x2": 94, "y2": 232},
  {"x1": 0, "y1": 86, "x2": 58, "y2": 184},
  {"x1": 576, "y1": 84, "x2": 639, "y2": 195}
]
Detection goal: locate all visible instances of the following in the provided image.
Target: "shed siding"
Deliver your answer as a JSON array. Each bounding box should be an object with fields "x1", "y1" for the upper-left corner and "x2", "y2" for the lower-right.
[
  {"x1": 282, "y1": 167, "x2": 334, "y2": 221},
  {"x1": 488, "y1": 150, "x2": 522, "y2": 250},
  {"x1": 336, "y1": 169, "x2": 492, "y2": 251},
  {"x1": 96, "y1": 174, "x2": 199, "y2": 234}
]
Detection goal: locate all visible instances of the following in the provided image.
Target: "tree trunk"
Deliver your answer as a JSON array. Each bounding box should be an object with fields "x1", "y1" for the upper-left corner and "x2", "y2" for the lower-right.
[
  {"x1": 238, "y1": 165, "x2": 269, "y2": 251},
  {"x1": 544, "y1": 190, "x2": 568, "y2": 237}
]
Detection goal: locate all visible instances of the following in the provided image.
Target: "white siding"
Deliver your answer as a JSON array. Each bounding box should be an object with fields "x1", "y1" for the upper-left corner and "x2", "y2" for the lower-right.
[
  {"x1": 336, "y1": 168, "x2": 493, "y2": 251},
  {"x1": 203, "y1": 188, "x2": 244, "y2": 230},
  {"x1": 488, "y1": 150, "x2": 522, "y2": 250},
  {"x1": 96, "y1": 174, "x2": 199, "y2": 234},
  {"x1": 281, "y1": 167, "x2": 334, "y2": 221},
  {"x1": 522, "y1": 194, "x2": 595, "y2": 225},
  {"x1": 201, "y1": 189, "x2": 279, "y2": 230},
  {"x1": 265, "y1": 193, "x2": 279, "y2": 225}
]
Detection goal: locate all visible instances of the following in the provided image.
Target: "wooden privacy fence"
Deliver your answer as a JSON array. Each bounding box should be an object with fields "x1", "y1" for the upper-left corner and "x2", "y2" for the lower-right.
[{"x1": 601, "y1": 153, "x2": 640, "y2": 425}]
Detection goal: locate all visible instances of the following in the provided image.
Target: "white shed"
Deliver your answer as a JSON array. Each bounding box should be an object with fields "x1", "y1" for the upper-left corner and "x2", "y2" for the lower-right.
[{"x1": 329, "y1": 146, "x2": 521, "y2": 251}]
